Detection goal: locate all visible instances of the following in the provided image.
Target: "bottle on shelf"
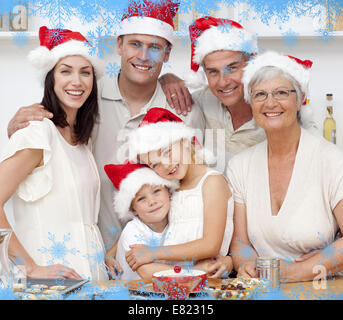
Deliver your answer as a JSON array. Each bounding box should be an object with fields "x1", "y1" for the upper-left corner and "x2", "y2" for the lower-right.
[{"x1": 323, "y1": 93, "x2": 336, "y2": 144}]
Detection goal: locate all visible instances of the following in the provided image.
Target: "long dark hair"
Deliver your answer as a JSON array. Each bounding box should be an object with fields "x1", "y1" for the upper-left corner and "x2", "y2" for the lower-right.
[{"x1": 41, "y1": 66, "x2": 98, "y2": 145}]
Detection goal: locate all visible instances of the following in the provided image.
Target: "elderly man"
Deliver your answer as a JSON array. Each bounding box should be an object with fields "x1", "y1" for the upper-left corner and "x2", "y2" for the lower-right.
[{"x1": 162, "y1": 16, "x2": 317, "y2": 174}]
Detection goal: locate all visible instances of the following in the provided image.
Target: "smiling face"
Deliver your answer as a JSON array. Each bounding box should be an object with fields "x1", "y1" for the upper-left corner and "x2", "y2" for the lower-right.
[
  {"x1": 53, "y1": 55, "x2": 93, "y2": 115},
  {"x1": 203, "y1": 50, "x2": 247, "y2": 108},
  {"x1": 117, "y1": 34, "x2": 171, "y2": 87},
  {"x1": 250, "y1": 75, "x2": 300, "y2": 132},
  {"x1": 139, "y1": 139, "x2": 192, "y2": 181},
  {"x1": 131, "y1": 184, "x2": 170, "y2": 228}
]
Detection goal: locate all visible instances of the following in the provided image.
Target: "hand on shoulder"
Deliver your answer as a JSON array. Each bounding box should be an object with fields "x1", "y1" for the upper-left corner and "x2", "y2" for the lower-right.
[{"x1": 8, "y1": 103, "x2": 53, "y2": 138}]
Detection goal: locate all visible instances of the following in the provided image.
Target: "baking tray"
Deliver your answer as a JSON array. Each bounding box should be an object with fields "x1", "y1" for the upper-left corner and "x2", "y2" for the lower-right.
[{"x1": 24, "y1": 278, "x2": 89, "y2": 296}]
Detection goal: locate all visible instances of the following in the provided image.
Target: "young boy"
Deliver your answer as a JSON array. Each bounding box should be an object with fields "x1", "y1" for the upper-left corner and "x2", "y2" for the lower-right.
[{"x1": 104, "y1": 162, "x2": 179, "y2": 280}]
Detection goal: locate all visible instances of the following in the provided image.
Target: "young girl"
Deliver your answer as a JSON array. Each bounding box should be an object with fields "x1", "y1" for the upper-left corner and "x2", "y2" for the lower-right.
[
  {"x1": 0, "y1": 26, "x2": 107, "y2": 280},
  {"x1": 125, "y1": 107, "x2": 233, "y2": 275},
  {"x1": 104, "y1": 162, "x2": 179, "y2": 280}
]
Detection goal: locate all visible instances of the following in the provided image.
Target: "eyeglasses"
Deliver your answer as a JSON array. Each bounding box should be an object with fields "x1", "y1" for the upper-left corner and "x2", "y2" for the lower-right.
[{"x1": 251, "y1": 89, "x2": 297, "y2": 102}]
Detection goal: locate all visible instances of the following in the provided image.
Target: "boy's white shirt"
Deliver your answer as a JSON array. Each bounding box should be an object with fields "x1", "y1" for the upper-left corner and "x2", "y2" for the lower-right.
[{"x1": 116, "y1": 216, "x2": 168, "y2": 280}]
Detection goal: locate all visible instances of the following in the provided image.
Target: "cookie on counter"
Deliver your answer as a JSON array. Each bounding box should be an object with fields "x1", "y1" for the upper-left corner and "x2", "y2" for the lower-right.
[
  {"x1": 49, "y1": 285, "x2": 67, "y2": 291},
  {"x1": 25, "y1": 288, "x2": 42, "y2": 294},
  {"x1": 32, "y1": 284, "x2": 49, "y2": 290},
  {"x1": 13, "y1": 283, "x2": 26, "y2": 292}
]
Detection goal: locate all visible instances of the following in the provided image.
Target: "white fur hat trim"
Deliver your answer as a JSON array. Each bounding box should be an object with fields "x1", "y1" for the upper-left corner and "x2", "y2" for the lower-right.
[
  {"x1": 28, "y1": 40, "x2": 104, "y2": 85},
  {"x1": 114, "y1": 167, "x2": 179, "y2": 222},
  {"x1": 127, "y1": 121, "x2": 195, "y2": 161},
  {"x1": 117, "y1": 16, "x2": 175, "y2": 45},
  {"x1": 193, "y1": 25, "x2": 258, "y2": 66},
  {"x1": 242, "y1": 51, "x2": 310, "y2": 103}
]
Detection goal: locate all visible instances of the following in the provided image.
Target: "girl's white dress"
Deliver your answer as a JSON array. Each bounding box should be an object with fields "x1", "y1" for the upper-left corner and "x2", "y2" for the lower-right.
[
  {"x1": 227, "y1": 128, "x2": 343, "y2": 262},
  {"x1": 1, "y1": 119, "x2": 108, "y2": 280},
  {"x1": 163, "y1": 169, "x2": 233, "y2": 264}
]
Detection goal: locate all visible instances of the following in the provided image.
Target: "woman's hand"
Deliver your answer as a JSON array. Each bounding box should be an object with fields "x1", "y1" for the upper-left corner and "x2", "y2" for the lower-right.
[
  {"x1": 105, "y1": 254, "x2": 123, "y2": 279},
  {"x1": 237, "y1": 260, "x2": 257, "y2": 278},
  {"x1": 279, "y1": 260, "x2": 303, "y2": 283},
  {"x1": 159, "y1": 73, "x2": 194, "y2": 115},
  {"x1": 125, "y1": 244, "x2": 155, "y2": 271},
  {"x1": 26, "y1": 263, "x2": 82, "y2": 280},
  {"x1": 207, "y1": 255, "x2": 233, "y2": 278},
  {"x1": 195, "y1": 255, "x2": 233, "y2": 278}
]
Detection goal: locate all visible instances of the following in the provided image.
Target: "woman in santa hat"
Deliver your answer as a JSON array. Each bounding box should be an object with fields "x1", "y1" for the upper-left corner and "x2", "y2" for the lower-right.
[
  {"x1": 228, "y1": 51, "x2": 343, "y2": 282},
  {"x1": 124, "y1": 107, "x2": 234, "y2": 277},
  {"x1": 0, "y1": 26, "x2": 108, "y2": 281}
]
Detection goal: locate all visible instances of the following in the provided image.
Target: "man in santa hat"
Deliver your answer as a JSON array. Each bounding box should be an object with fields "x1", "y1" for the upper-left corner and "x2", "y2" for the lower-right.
[
  {"x1": 162, "y1": 16, "x2": 318, "y2": 174},
  {"x1": 6, "y1": 0, "x2": 205, "y2": 251}
]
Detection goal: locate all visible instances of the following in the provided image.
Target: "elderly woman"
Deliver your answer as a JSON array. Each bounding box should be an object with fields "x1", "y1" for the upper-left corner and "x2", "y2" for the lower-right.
[{"x1": 228, "y1": 51, "x2": 343, "y2": 282}]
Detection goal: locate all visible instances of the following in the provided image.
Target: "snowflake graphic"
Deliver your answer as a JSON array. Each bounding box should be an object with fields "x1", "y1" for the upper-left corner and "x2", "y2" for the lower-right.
[
  {"x1": 131, "y1": 227, "x2": 174, "y2": 261},
  {"x1": 240, "y1": 37, "x2": 258, "y2": 54},
  {"x1": 12, "y1": 31, "x2": 29, "y2": 47},
  {"x1": 83, "y1": 241, "x2": 106, "y2": 275},
  {"x1": 103, "y1": 223, "x2": 122, "y2": 251},
  {"x1": 45, "y1": 28, "x2": 67, "y2": 46},
  {"x1": 86, "y1": 26, "x2": 116, "y2": 59},
  {"x1": 38, "y1": 232, "x2": 80, "y2": 267},
  {"x1": 217, "y1": 18, "x2": 235, "y2": 34},
  {"x1": 178, "y1": 0, "x2": 193, "y2": 14},
  {"x1": 98, "y1": 10, "x2": 122, "y2": 34},
  {"x1": 176, "y1": 21, "x2": 191, "y2": 47},
  {"x1": 0, "y1": 286, "x2": 17, "y2": 300},
  {"x1": 28, "y1": 0, "x2": 77, "y2": 28},
  {"x1": 162, "y1": 62, "x2": 173, "y2": 73},
  {"x1": 106, "y1": 62, "x2": 121, "y2": 79},
  {"x1": 193, "y1": 0, "x2": 219, "y2": 17},
  {"x1": 316, "y1": 28, "x2": 334, "y2": 42},
  {"x1": 76, "y1": 0, "x2": 107, "y2": 24},
  {"x1": 282, "y1": 29, "x2": 300, "y2": 47},
  {"x1": 134, "y1": 228, "x2": 164, "y2": 247}
]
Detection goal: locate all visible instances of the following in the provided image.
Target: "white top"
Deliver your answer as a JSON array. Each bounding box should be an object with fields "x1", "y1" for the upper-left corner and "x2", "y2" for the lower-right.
[
  {"x1": 116, "y1": 217, "x2": 167, "y2": 280},
  {"x1": 163, "y1": 169, "x2": 234, "y2": 264},
  {"x1": 227, "y1": 128, "x2": 343, "y2": 261},
  {"x1": 192, "y1": 87, "x2": 319, "y2": 175},
  {"x1": 92, "y1": 77, "x2": 206, "y2": 249},
  {"x1": 0, "y1": 119, "x2": 108, "y2": 280}
]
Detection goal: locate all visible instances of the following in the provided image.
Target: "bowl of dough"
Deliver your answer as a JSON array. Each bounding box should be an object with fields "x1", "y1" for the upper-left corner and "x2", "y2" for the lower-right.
[{"x1": 152, "y1": 266, "x2": 206, "y2": 300}]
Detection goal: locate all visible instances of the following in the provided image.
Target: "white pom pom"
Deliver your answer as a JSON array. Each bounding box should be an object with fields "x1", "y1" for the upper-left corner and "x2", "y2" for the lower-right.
[
  {"x1": 28, "y1": 47, "x2": 55, "y2": 70},
  {"x1": 195, "y1": 147, "x2": 217, "y2": 165},
  {"x1": 299, "y1": 103, "x2": 314, "y2": 127},
  {"x1": 184, "y1": 69, "x2": 208, "y2": 90}
]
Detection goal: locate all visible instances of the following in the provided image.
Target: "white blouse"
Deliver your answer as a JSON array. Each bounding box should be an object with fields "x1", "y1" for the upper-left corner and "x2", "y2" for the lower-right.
[
  {"x1": 227, "y1": 128, "x2": 343, "y2": 261},
  {"x1": 1, "y1": 119, "x2": 108, "y2": 280},
  {"x1": 164, "y1": 169, "x2": 234, "y2": 264}
]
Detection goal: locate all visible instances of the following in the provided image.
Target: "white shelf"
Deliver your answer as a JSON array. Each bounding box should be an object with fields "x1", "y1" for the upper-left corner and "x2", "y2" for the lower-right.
[
  {"x1": 0, "y1": 31, "x2": 37, "y2": 40},
  {"x1": 256, "y1": 31, "x2": 343, "y2": 39},
  {"x1": 2, "y1": 31, "x2": 343, "y2": 41}
]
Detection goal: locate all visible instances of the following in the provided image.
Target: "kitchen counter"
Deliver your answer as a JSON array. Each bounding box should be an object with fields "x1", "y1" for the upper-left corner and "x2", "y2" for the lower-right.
[{"x1": 69, "y1": 277, "x2": 343, "y2": 300}]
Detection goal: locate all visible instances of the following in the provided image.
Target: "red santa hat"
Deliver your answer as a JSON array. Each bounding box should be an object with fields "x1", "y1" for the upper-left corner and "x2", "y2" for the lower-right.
[
  {"x1": 127, "y1": 107, "x2": 216, "y2": 164},
  {"x1": 104, "y1": 161, "x2": 179, "y2": 222},
  {"x1": 117, "y1": 0, "x2": 180, "y2": 45},
  {"x1": 185, "y1": 16, "x2": 258, "y2": 89},
  {"x1": 28, "y1": 26, "x2": 104, "y2": 85},
  {"x1": 242, "y1": 51, "x2": 313, "y2": 105}
]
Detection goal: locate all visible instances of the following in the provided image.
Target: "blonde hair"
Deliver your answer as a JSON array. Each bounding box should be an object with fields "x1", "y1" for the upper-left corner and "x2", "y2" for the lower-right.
[{"x1": 137, "y1": 138, "x2": 207, "y2": 167}]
